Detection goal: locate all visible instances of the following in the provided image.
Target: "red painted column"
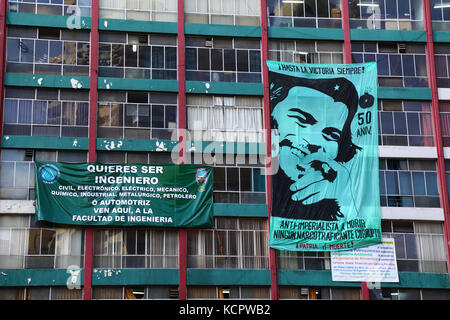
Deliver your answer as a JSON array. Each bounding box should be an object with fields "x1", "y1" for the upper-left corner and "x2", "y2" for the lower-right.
[
  {"x1": 340, "y1": 0, "x2": 352, "y2": 64},
  {"x1": 423, "y1": 0, "x2": 450, "y2": 273},
  {"x1": 260, "y1": 0, "x2": 278, "y2": 300},
  {"x1": 0, "y1": 0, "x2": 8, "y2": 147},
  {"x1": 341, "y1": 0, "x2": 372, "y2": 299},
  {"x1": 177, "y1": 0, "x2": 187, "y2": 300},
  {"x1": 360, "y1": 282, "x2": 370, "y2": 300},
  {"x1": 83, "y1": 0, "x2": 99, "y2": 300}
]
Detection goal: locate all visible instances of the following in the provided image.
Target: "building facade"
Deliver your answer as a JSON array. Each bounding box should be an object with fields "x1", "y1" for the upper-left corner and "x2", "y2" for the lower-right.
[{"x1": 0, "y1": 0, "x2": 449, "y2": 300}]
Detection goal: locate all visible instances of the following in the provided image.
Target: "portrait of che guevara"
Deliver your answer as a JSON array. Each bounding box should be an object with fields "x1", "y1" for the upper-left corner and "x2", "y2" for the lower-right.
[{"x1": 270, "y1": 71, "x2": 373, "y2": 222}]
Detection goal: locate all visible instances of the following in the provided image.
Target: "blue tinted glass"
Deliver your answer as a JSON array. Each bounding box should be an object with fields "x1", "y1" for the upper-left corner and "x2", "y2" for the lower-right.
[
  {"x1": 49, "y1": 41, "x2": 62, "y2": 64},
  {"x1": 249, "y1": 50, "x2": 261, "y2": 72},
  {"x1": 381, "y1": 112, "x2": 394, "y2": 134},
  {"x1": 385, "y1": 0, "x2": 398, "y2": 18},
  {"x1": 447, "y1": 173, "x2": 450, "y2": 196},
  {"x1": 352, "y1": 53, "x2": 363, "y2": 63},
  {"x1": 47, "y1": 101, "x2": 61, "y2": 125},
  {"x1": 379, "y1": 171, "x2": 386, "y2": 194},
  {"x1": 394, "y1": 112, "x2": 407, "y2": 134},
  {"x1": 377, "y1": 54, "x2": 389, "y2": 76},
  {"x1": 402, "y1": 55, "x2": 415, "y2": 77},
  {"x1": 7, "y1": 39, "x2": 20, "y2": 62},
  {"x1": 386, "y1": 171, "x2": 399, "y2": 194},
  {"x1": 20, "y1": 39, "x2": 34, "y2": 63},
  {"x1": 152, "y1": 46, "x2": 164, "y2": 68},
  {"x1": 152, "y1": 105, "x2": 164, "y2": 128},
  {"x1": 4, "y1": 99, "x2": 18, "y2": 123},
  {"x1": 18, "y1": 100, "x2": 32, "y2": 124},
  {"x1": 398, "y1": 0, "x2": 411, "y2": 18},
  {"x1": 185, "y1": 48, "x2": 197, "y2": 70},
  {"x1": 363, "y1": 54, "x2": 376, "y2": 62},
  {"x1": 253, "y1": 168, "x2": 266, "y2": 192},
  {"x1": 35, "y1": 40, "x2": 48, "y2": 63},
  {"x1": 399, "y1": 172, "x2": 412, "y2": 195},
  {"x1": 431, "y1": 0, "x2": 443, "y2": 20},
  {"x1": 407, "y1": 113, "x2": 420, "y2": 135},
  {"x1": 165, "y1": 47, "x2": 177, "y2": 69},
  {"x1": 389, "y1": 54, "x2": 402, "y2": 76},
  {"x1": 165, "y1": 106, "x2": 176, "y2": 128},
  {"x1": 76, "y1": 103, "x2": 89, "y2": 125},
  {"x1": 33, "y1": 101, "x2": 47, "y2": 124},
  {"x1": 425, "y1": 172, "x2": 439, "y2": 195},
  {"x1": 444, "y1": 6, "x2": 450, "y2": 20},
  {"x1": 412, "y1": 172, "x2": 426, "y2": 195}
]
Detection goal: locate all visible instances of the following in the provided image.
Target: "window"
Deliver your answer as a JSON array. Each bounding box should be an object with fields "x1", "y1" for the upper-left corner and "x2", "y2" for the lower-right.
[
  {"x1": 98, "y1": 32, "x2": 177, "y2": 80},
  {"x1": 351, "y1": 41, "x2": 428, "y2": 88},
  {"x1": 348, "y1": 0, "x2": 424, "y2": 30},
  {"x1": 434, "y1": 44, "x2": 450, "y2": 88},
  {"x1": 93, "y1": 228, "x2": 178, "y2": 268},
  {"x1": 0, "y1": 215, "x2": 84, "y2": 269},
  {"x1": 8, "y1": 0, "x2": 91, "y2": 17},
  {"x1": 185, "y1": 0, "x2": 261, "y2": 26},
  {"x1": 3, "y1": 87, "x2": 89, "y2": 138},
  {"x1": 382, "y1": 221, "x2": 447, "y2": 273},
  {"x1": 97, "y1": 91, "x2": 177, "y2": 140},
  {"x1": 269, "y1": 39, "x2": 343, "y2": 64},
  {"x1": 187, "y1": 217, "x2": 269, "y2": 269},
  {"x1": 431, "y1": 0, "x2": 450, "y2": 30},
  {"x1": 6, "y1": 26, "x2": 90, "y2": 76},
  {"x1": 268, "y1": 0, "x2": 343, "y2": 28},
  {"x1": 277, "y1": 250, "x2": 331, "y2": 271},
  {"x1": 0, "y1": 149, "x2": 87, "y2": 200},
  {"x1": 379, "y1": 159, "x2": 440, "y2": 208},
  {"x1": 187, "y1": 95, "x2": 263, "y2": 143},
  {"x1": 189, "y1": 151, "x2": 266, "y2": 204},
  {"x1": 378, "y1": 100, "x2": 434, "y2": 147},
  {"x1": 185, "y1": 36, "x2": 261, "y2": 83},
  {"x1": 187, "y1": 286, "x2": 270, "y2": 300},
  {"x1": 99, "y1": 0, "x2": 177, "y2": 22}
]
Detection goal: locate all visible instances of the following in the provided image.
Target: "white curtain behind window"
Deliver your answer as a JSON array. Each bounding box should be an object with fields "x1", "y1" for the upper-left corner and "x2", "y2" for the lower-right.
[
  {"x1": 187, "y1": 107, "x2": 262, "y2": 142},
  {"x1": 55, "y1": 229, "x2": 83, "y2": 269}
]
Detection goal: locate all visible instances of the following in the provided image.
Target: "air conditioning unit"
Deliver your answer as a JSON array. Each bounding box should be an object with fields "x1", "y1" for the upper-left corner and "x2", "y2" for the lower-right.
[{"x1": 398, "y1": 43, "x2": 406, "y2": 53}]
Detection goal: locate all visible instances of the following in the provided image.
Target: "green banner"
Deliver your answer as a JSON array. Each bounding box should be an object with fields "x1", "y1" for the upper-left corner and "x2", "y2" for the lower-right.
[
  {"x1": 267, "y1": 61, "x2": 381, "y2": 251},
  {"x1": 35, "y1": 162, "x2": 213, "y2": 227}
]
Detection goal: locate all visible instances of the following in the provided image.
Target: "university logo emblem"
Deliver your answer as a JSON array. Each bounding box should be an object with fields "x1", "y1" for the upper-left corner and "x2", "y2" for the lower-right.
[
  {"x1": 39, "y1": 164, "x2": 60, "y2": 184},
  {"x1": 195, "y1": 168, "x2": 209, "y2": 192}
]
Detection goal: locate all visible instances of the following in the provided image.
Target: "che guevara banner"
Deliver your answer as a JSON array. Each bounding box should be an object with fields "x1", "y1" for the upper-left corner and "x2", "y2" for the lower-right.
[
  {"x1": 267, "y1": 61, "x2": 381, "y2": 251},
  {"x1": 35, "y1": 162, "x2": 213, "y2": 228}
]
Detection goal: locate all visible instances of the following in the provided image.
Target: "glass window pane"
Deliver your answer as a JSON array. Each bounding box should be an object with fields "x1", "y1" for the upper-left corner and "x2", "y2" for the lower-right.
[
  {"x1": 165, "y1": 47, "x2": 176, "y2": 69},
  {"x1": 412, "y1": 172, "x2": 426, "y2": 195},
  {"x1": 151, "y1": 105, "x2": 164, "y2": 128},
  {"x1": 35, "y1": 40, "x2": 49, "y2": 63},
  {"x1": 399, "y1": 172, "x2": 412, "y2": 195},
  {"x1": 33, "y1": 101, "x2": 47, "y2": 124},
  {"x1": 152, "y1": 46, "x2": 165, "y2": 68},
  {"x1": 20, "y1": 39, "x2": 34, "y2": 63},
  {"x1": 18, "y1": 100, "x2": 32, "y2": 124},
  {"x1": 425, "y1": 172, "x2": 439, "y2": 195},
  {"x1": 385, "y1": 171, "x2": 399, "y2": 194},
  {"x1": 4, "y1": 99, "x2": 18, "y2": 123}
]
